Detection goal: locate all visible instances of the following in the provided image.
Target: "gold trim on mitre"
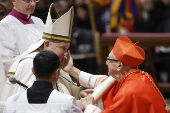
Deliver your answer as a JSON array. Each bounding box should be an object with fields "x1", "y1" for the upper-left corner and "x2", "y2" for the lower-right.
[
  {"x1": 43, "y1": 3, "x2": 74, "y2": 43},
  {"x1": 42, "y1": 32, "x2": 70, "y2": 43}
]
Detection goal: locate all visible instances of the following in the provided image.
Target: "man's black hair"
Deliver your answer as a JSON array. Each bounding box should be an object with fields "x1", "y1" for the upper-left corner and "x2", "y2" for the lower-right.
[{"x1": 33, "y1": 50, "x2": 60, "y2": 79}]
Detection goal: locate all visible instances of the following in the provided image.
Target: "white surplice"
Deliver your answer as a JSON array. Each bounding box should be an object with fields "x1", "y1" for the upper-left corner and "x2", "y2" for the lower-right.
[
  {"x1": 0, "y1": 15, "x2": 44, "y2": 74},
  {"x1": 3, "y1": 90, "x2": 82, "y2": 113}
]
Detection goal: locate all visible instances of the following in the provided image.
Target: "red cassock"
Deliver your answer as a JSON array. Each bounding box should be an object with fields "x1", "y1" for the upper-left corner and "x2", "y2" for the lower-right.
[{"x1": 102, "y1": 69, "x2": 168, "y2": 113}]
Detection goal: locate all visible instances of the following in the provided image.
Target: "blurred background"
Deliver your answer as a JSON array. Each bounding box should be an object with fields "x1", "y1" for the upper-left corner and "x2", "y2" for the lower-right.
[{"x1": 0, "y1": 0, "x2": 170, "y2": 102}]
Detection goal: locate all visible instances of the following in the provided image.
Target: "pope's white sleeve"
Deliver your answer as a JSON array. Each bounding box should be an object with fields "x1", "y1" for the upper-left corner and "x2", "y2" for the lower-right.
[
  {"x1": 84, "y1": 104, "x2": 102, "y2": 113},
  {"x1": 79, "y1": 71, "x2": 108, "y2": 88}
]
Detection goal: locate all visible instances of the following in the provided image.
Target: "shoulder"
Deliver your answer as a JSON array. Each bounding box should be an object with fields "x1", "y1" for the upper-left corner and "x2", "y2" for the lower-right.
[
  {"x1": 60, "y1": 69, "x2": 73, "y2": 81},
  {"x1": 49, "y1": 90, "x2": 75, "y2": 102},
  {"x1": 1, "y1": 15, "x2": 14, "y2": 23},
  {"x1": 0, "y1": 17, "x2": 10, "y2": 30},
  {"x1": 17, "y1": 52, "x2": 36, "y2": 65},
  {"x1": 1, "y1": 15, "x2": 17, "y2": 27},
  {"x1": 14, "y1": 51, "x2": 38, "y2": 69},
  {"x1": 52, "y1": 90, "x2": 75, "y2": 99},
  {"x1": 31, "y1": 16, "x2": 44, "y2": 25},
  {"x1": 48, "y1": 90, "x2": 81, "y2": 112},
  {"x1": 6, "y1": 91, "x2": 25, "y2": 104},
  {"x1": 22, "y1": 51, "x2": 39, "y2": 60},
  {"x1": 16, "y1": 51, "x2": 39, "y2": 68},
  {"x1": 0, "y1": 21, "x2": 13, "y2": 36},
  {"x1": 119, "y1": 72, "x2": 153, "y2": 97}
]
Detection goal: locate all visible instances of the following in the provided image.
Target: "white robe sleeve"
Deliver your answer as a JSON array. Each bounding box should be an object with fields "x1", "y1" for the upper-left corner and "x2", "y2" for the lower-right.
[
  {"x1": 78, "y1": 72, "x2": 108, "y2": 111},
  {"x1": 84, "y1": 104, "x2": 102, "y2": 113},
  {"x1": 79, "y1": 71, "x2": 108, "y2": 88}
]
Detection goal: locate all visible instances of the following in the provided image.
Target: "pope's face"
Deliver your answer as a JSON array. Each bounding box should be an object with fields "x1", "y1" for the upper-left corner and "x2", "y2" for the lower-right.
[
  {"x1": 12, "y1": 0, "x2": 36, "y2": 15},
  {"x1": 45, "y1": 41, "x2": 70, "y2": 61}
]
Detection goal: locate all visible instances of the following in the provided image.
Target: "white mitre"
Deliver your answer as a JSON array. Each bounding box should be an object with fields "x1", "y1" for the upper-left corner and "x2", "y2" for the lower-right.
[
  {"x1": 42, "y1": 3, "x2": 74, "y2": 43},
  {"x1": 8, "y1": 3, "x2": 74, "y2": 77}
]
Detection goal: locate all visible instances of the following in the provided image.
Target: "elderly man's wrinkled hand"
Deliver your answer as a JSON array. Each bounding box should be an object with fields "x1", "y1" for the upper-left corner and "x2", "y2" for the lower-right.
[{"x1": 80, "y1": 94, "x2": 95, "y2": 110}]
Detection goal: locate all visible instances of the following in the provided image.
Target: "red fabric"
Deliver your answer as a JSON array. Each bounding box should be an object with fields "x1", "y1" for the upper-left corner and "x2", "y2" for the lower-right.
[
  {"x1": 102, "y1": 69, "x2": 168, "y2": 113},
  {"x1": 77, "y1": 78, "x2": 80, "y2": 86},
  {"x1": 112, "y1": 36, "x2": 145, "y2": 67},
  {"x1": 123, "y1": 23, "x2": 133, "y2": 31}
]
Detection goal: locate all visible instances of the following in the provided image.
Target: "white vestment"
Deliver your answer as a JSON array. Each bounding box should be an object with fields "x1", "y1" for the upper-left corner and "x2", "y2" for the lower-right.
[
  {"x1": 0, "y1": 15, "x2": 44, "y2": 74},
  {"x1": 1, "y1": 51, "x2": 75, "y2": 101},
  {"x1": 79, "y1": 71, "x2": 107, "y2": 112},
  {"x1": 3, "y1": 90, "x2": 82, "y2": 113},
  {"x1": 79, "y1": 71, "x2": 107, "y2": 89}
]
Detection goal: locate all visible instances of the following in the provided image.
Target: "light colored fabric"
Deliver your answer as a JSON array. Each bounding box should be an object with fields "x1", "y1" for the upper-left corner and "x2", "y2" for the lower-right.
[
  {"x1": 79, "y1": 71, "x2": 107, "y2": 110},
  {"x1": 0, "y1": 15, "x2": 44, "y2": 74},
  {"x1": 84, "y1": 105, "x2": 101, "y2": 113},
  {"x1": 57, "y1": 71, "x2": 83, "y2": 100},
  {"x1": 1, "y1": 51, "x2": 74, "y2": 101},
  {"x1": 43, "y1": 4, "x2": 73, "y2": 43},
  {"x1": 0, "y1": 55, "x2": 6, "y2": 98},
  {"x1": 3, "y1": 90, "x2": 82, "y2": 113},
  {"x1": 1, "y1": 52, "x2": 38, "y2": 101},
  {"x1": 0, "y1": 101, "x2": 6, "y2": 113},
  {"x1": 79, "y1": 71, "x2": 107, "y2": 89},
  {"x1": 7, "y1": 39, "x2": 45, "y2": 77},
  {"x1": 159, "y1": 46, "x2": 170, "y2": 53}
]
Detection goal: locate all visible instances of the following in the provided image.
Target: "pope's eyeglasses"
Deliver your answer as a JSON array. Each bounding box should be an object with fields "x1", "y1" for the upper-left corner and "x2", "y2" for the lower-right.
[{"x1": 22, "y1": 0, "x2": 40, "y2": 3}]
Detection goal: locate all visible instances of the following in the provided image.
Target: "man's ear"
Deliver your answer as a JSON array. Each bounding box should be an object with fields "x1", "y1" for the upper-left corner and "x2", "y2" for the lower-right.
[
  {"x1": 43, "y1": 40, "x2": 50, "y2": 50},
  {"x1": 117, "y1": 62, "x2": 123, "y2": 71},
  {"x1": 54, "y1": 69, "x2": 60, "y2": 78},
  {"x1": 11, "y1": 0, "x2": 16, "y2": 5},
  {"x1": 32, "y1": 67, "x2": 35, "y2": 74}
]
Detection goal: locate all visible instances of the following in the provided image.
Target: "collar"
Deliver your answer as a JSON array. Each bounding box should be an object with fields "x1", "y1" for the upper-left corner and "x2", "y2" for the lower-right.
[
  {"x1": 118, "y1": 68, "x2": 140, "y2": 89},
  {"x1": 32, "y1": 81, "x2": 53, "y2": 88},
  {"x1": 28, "y1": 81, "x2": 53, "y2": 104},
  {"x1": 8, "y1": 8, "x2": 34, "y2": 24}
]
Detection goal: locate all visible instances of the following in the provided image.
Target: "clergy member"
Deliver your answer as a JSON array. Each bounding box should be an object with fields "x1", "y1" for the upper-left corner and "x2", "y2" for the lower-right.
[
  {"x1": 0, "y1": 0, "x2": 44, "y2": 74},
  {"x1": 3, "y1": 50, "x2": 82, "y2": 113},
  {"x1": 62, "y1": 36, "x2": 170, "y2": 113}
]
